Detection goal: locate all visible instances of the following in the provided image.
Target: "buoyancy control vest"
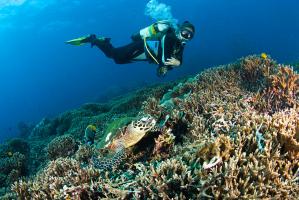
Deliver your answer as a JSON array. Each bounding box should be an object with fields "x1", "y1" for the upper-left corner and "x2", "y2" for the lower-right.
[{"x1": 131, "y1": 21, "x2": 177, "y2": 65}]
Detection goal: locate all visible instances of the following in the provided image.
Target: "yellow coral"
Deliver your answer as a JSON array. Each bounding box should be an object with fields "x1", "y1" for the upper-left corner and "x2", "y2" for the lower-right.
[
  {"x1": 196, "y1": 135, "x2": 233, "y2": 162},
  {"x1": 152, "y1": 129, "x2": 175, "y2": 158}
]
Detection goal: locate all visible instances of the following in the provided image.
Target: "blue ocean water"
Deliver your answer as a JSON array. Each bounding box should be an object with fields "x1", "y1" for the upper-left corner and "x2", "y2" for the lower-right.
[{"x1": 0, "y1": 0, "x2": 298, "y2": 143}]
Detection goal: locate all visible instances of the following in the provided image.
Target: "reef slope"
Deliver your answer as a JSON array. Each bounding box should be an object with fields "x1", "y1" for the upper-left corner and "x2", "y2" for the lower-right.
[{"x1": 1, "y1": 55, "x2": 298, "y2": 199}]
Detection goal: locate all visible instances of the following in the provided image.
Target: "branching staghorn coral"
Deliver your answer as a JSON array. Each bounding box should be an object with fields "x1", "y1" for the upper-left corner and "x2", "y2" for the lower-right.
[
  {"x1": 133, "y1": 158, "x2": 200, "y2": 199},
  {"x1": 142, "y1": 97, "x2": 165, "y2": 120},
  {"x1": 12, "y1": 158, "x2": 100, "y2": 199},
  {"x1": 152, "y1": 128, "x2": 175, "y2": 159},
  {"x1": 239, "y1": 54, "x2": 277, "y2": 90},
  {"x1": 197, "y1": 134, "x2": 233, "y2": 164},
  {"x1": 267, "y1": 107, "x2": 299, "y2": 159},
  {"x1": 254, "y1": 65, "x2": 299, "y2": 113},
  {"x1": 8, "y1": 55, "x2": 299, "y2": 199},
  {"x1": 140, "y1": 58, "x2": 298, "y2": 198}
]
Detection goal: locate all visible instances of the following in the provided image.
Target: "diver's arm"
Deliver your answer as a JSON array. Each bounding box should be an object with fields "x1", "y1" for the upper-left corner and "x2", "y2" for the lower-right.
[
  {"x1": 156, "y1": 28, "x2": 186, "y2": 77},
  {"x1": 162, "y1": 32, "x2": 184, "y2": 68}
]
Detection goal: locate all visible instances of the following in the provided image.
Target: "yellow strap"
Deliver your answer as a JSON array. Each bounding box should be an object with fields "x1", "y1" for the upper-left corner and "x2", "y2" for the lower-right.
[
  {"x1": 150, "y1": 24, "x2": 157, "y2": 35},
  {"x1": 144, "y1": 37, "x2": 159, "y2": 65}
]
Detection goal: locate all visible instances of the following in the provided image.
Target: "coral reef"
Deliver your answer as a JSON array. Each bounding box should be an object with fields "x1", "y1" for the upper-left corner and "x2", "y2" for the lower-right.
[
  {"x1": 47, "y1": 134, "x2": 78, "y2": 160},
  {"x1": 134, "y1": 158, "x2": 199, "y2": 199},
  {"x1": 0, "y1": 152, "x2": 27, "y2": 187},
  {"x1": 29, "y1": 118, "x2": 59, "y2": 138},
  {"x1": 17, "y1": 122, "x2": 34, "y2": 139},
  {"x1": 254, "y1": 65, "x2": 299, "y2": 113},
  {"x1": 12, "y1": 158, "x2": 101, "y2": 199},
  {"x1": 0, "y1": 82, "x2": 174, "y2": 198},
  {"x1": 239, "y1": 54, "x2": 277, "y2": 90},
  {"x1": 6, "y1": 138, "x2": 30, "y2": 156},
  {"x1": 0, "y1": 138, "x2": 30, "y2": 194},
  {"x1": 75, "y1": 144, "x2": 93, "y2": 163},
  {"x1": 152, "y1": 128, "x2": 175, "y2": 159},
  {"x1": 3, "y1": 55, "x2": 299, "y2": 199}
]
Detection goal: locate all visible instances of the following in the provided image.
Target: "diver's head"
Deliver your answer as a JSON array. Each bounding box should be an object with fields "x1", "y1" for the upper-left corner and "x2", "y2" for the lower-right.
[{"x1": 177, "y1": 21, "x2": 195, "y2": 44}]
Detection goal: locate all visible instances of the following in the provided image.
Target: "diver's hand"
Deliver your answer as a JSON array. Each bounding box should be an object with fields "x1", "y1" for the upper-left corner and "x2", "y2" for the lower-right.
[
  {"x1": 165, "y1": 57, "x2": 180, "y2": 67},
  {"x1": 157, "y1": 66, "x2": 168, "y2": 77}
]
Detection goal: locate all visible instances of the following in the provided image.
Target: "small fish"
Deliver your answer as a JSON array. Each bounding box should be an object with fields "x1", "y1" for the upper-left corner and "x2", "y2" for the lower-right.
[
  {"x1": 261, "y1": 53, "x2": 268, "y2": 59},
  {"x1": 86, "y1": 124, "x2": 97, "y2": 132},
  {"x1": 7, "y1": 151, "x2": 13, "y2": 157},
  {"x1": 84, "y1": 124, "x2": 97, "y2": 145}
]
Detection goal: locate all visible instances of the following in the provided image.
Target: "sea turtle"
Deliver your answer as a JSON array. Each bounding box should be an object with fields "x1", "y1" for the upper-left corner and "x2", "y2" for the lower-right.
[
  {"x1": 110, "y1": 117, "x2": 157, "y2": 148},
  {"x1": 92, "y1": 117, "x2": 157, "y2": 170}
]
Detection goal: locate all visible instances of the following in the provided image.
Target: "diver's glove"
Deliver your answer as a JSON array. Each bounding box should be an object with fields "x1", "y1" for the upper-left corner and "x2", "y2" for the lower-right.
[
  {"x1": 157, "y1": 66, "x2": 168, "y2": 77},
  {"x1": 165, "y1": 57, "x2": 181, "y2": 67}
]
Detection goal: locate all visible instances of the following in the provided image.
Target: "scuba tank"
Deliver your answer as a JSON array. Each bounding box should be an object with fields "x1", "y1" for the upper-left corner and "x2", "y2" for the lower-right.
[
  {"x1": 131, "y1": 20, "x2": 176, "y2": 65},
  {"x1": 131, "y1": 20, "x2": 179, "y2": 65},
  {"x1": 131, "y1": 20, "x2": 174, "y2": 41}
]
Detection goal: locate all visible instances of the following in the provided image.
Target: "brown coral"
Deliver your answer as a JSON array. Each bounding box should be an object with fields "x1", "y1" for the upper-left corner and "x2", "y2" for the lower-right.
[
  {"x1": 12, "y1": 158, "x2": 100, "y2": 199},
  {"x1": 47, "y1": 135, "x2": 78, "y2": 160},
  {"x1": 75, "y1": 144, "x2": 93, "y2": 163},
  {"x1": 135, "y1": 158, "x2": 199, "y2": 199},
  {"x1": 152, "y1": 128, "x2": 175, "y2": 159},
  {"x1": 239, "y1": 55, "x2": 276, "y2": 90},
  {"x1": 8, "y1": 55, "x2": 299, "y2": 200},
  {"x1": 254, "y1": 65, "x2": 299, "y2": 113},
  {"x1": 269, "y1": 107, "x2": 299, "y2": 159},
  {"x1": 197, "y1": 135, "x2": 233, "y2": 162}
]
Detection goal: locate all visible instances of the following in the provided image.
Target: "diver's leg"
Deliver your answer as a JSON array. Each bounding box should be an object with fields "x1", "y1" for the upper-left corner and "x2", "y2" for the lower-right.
[
  {"x1": 110, "y1": 40, "x2": 144, "y2": 64},
  {"x1": 91, "y1": 36, "x2": 145, "y2": 64},
  {"x1": 87, "y1": 35, "x2": 115, "y2": 58}
]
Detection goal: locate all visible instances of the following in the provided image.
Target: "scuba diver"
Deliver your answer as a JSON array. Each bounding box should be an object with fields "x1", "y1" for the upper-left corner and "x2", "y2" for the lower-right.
[{"x1": 66, "y1": 20, "x2": 195, "y2": 77}]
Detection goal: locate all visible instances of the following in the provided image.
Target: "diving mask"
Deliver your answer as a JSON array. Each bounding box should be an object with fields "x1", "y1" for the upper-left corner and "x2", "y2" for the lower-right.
[{"x1": 180, "y1": 29, "x2": 194, "y2": 40}]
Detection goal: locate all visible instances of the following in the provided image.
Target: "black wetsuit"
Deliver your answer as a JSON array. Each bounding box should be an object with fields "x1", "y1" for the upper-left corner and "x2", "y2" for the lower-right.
[{"x1": 92, "y1": 29, "x2": 185, "y2": 71}]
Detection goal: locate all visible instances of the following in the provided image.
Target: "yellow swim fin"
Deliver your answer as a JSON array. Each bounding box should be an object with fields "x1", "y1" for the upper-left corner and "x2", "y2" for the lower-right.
[{"x1": 65, "y1": 36, "x2": 90, "y2": 46}]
